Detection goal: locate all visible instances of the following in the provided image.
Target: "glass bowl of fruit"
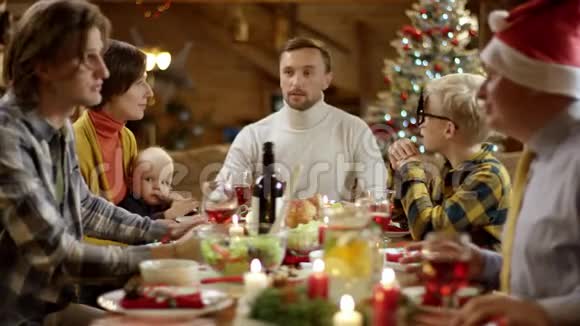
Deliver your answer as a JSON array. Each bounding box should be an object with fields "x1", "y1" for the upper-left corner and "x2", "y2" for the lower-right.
[{"x1": 199, "y1": 226, "x2": 287, "y2": 276}]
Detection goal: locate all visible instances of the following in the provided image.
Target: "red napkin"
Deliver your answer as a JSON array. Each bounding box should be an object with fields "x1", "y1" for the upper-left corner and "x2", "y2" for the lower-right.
[
  {"x1": 201, "y1": 276, "x2": 243, "y2": 284},
  {"x1": 283, "y1": 251, "x2": 311, "y2": 265},
  {"x1": 385, "y1": 251, "x2": 404, "y2": 263},
  {"x1": 121, "y1": 292, "x2": 204, "y2": 309}
]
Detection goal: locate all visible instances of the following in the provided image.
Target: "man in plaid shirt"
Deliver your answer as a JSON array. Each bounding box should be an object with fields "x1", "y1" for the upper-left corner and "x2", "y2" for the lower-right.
[
  {"x1": 389, "y1": 73, "x2": 511, "y2": 248},
  {"x1": 0, "y1": 1, "x2": 202, "y2": 324}
]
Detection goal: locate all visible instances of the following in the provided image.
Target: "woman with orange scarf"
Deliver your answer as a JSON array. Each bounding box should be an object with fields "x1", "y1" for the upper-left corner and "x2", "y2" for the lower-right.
[{"x1": 74, "y1": 40, "x2": 152, "y2": 206}]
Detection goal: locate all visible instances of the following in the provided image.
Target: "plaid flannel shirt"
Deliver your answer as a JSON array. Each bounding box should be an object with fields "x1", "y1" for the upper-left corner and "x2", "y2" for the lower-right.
[
  {"x1": 0, "y1": 94, "x2": 168, "y2": 325},
  {"x1": 398, "y1": 144, "x2": 511, "y2": 248}
]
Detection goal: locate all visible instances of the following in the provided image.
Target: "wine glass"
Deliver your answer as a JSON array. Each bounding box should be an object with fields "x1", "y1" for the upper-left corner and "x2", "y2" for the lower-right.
[
  {"x1": 356, "y1": 188, "x2": 396, "y2": 233},
  {"x1": 229, "y1": 170, "x2": 253, "y2": 206},
  {"x1": 369, "y1": 199, "x2": 392, "y2": 232},
  {"x1": 202, "y1": 180, "x2": 238, "y2": 224},
  {"x1": 421, "y1": 232, "x2": 471, "y2": 308}
]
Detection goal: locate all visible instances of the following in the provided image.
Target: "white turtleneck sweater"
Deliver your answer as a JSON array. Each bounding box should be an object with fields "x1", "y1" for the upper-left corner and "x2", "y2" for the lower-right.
[{"x1": 218, "y1": 98, "x2": 387, "y2": 201}]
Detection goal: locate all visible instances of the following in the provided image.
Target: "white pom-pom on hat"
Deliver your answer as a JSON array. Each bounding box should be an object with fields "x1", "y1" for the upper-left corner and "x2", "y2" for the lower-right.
[{"x1": 488, "y1": 10, "x2": 510, "y2": 32}]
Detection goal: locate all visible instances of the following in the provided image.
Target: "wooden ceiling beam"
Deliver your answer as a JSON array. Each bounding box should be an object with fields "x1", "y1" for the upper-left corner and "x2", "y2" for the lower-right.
[
  {"x1": 259, "y1": 4, "x2": 349, "y2": 54},
  {"x1": 190, "y1": 12, "x2": 280, "y2": 81}
]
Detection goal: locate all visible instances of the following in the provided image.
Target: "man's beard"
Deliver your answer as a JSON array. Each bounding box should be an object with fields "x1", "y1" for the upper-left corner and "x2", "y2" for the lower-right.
[{"x1": 285, "y1": 95, "x2": 318, "y2": 111}]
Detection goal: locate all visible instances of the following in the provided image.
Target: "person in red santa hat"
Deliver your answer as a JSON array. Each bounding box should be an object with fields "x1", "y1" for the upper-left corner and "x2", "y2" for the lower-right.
[{"x1": 403, "y1": 1, "x2": 580, "y2": 325}]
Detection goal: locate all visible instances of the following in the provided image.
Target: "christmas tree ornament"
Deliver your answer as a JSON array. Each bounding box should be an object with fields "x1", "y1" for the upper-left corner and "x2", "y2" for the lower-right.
[
  {"x1": 136, "y1": 0, "x2": 172, "y2": 18},
  {"x1": 400, "y1": 92, "x2": 409, "y2": 102}
]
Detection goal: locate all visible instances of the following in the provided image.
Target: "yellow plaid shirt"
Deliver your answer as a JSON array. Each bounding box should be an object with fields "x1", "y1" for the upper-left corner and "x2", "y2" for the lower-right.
[{"x1": 398, "y1": 144, "x2": 511, "y2": 248}]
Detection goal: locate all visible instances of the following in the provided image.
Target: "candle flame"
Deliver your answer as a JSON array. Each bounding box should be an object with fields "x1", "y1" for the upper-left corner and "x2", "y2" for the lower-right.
[
  {"x1": 233, "y1": 214, "x2": 239, "y2": 225},
  {"x1": 339, "y1": 294, "x2": 355, "y2": 312},
  {"x1": 323, "y1": 216, "x2": 329, "y2": 224},
  {"x1": 250, "y1": 259, "x2": 262, "y2": 273},
  {"x1": 322, "y1": 195, "x2": 329, "y2": 204},
  {"x1": 313, "y1": 259, "x2": 325, "y2": 273},
  {"x1": 381, "y1": 268, "x2": 395, "y2": 285}
]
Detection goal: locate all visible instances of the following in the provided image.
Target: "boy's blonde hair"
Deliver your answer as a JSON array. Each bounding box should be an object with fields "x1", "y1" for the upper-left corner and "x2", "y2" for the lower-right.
[
  {"x1": 136, "y1": 146, "x2": 173, "y2": 165},
  {"x1": 425, "y1": 73, "x2": 488, "y2": 145},
  {"x1": 132, "y1": 146, "x2": 174, "y2": 185}
]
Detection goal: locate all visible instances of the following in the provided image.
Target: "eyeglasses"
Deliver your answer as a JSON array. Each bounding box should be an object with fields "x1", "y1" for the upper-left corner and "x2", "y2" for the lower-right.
[{"x1": 416, "y1": 89, "x2": 458, "y2": 129}]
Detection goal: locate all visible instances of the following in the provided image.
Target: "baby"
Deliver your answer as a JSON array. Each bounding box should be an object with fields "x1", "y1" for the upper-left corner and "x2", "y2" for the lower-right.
[{"x1": 119, "y1": 146, "x2": 197, "y2": 220}]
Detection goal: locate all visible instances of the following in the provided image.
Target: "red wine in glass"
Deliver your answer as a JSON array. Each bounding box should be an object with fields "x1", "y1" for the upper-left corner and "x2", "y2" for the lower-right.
[
  {"x1": 370, "y1": 203, "x2": 392, "y2": 231},
  {"x1": 205, "y1": 207, "x2": 237, "y2": 224},
  {"x1": 425, "y1": 259, "x2": 469, "y2": 306},
  {"x1": 422, "y1": 232, "x2": 472, "y2": 307},
  {"x1": 234, "y1": 185, "x2": 252, "y2": 206},
  {"x1": 373, "y1": 213, "x2": 393, "y2": 231}
]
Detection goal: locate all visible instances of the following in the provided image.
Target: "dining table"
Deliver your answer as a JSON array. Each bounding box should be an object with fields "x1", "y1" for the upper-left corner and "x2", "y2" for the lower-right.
[{"x1": 90, "y1": 234, "x2": 414, "y2": 326}]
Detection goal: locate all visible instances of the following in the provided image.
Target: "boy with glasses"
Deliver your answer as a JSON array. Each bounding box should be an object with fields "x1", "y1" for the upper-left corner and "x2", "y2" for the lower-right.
[{"x1": 389, "y1": 73, "x2": 510, "y2": 248}]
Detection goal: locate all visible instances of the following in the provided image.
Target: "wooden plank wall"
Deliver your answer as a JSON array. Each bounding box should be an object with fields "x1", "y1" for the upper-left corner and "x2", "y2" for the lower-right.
[{"x1": 99, "y1": 2, "x2": 411, "y2": 148}]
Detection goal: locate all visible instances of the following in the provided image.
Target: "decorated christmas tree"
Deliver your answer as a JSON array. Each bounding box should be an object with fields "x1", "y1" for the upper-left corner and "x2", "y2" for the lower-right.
[{"x1": 365, "y1": 0, "x2": 485, "y2": 156}]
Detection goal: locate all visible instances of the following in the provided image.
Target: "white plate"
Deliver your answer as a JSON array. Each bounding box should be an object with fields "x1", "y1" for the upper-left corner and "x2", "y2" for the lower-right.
[
  {"x1": 308, "y1": 249, "x2": 323, "y2": 262},
  {"x1": 97, "y1": 288, "x2": 233, "y2": 318},
  {"x1": 379, "y1": 248, "x2": 421, "y2": 272},
  {"x1": 384, "y1": 231, "x2": 410, "y2": 238},
  {"x1": 290, "y1": 266, "x2": 313, "y2": 282}
]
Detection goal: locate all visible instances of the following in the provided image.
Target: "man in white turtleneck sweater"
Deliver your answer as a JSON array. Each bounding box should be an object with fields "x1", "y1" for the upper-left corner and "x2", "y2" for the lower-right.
[{"x1": 218, "y1": 37, "x2": 386, "y2": 201}]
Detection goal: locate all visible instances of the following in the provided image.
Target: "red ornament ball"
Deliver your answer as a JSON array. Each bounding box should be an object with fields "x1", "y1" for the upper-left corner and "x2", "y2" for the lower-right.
[
  {"x1": 402, "y1": 25, "x2": 422, "y2": 40},
  {"x1": 420, "y1": 8, "x2": 427, "y2": 14},
  {"x1": 403, "y1": 44, "x2": 411, "y2": 51},
  {"x1": 451, "y1": 38, "x2": 459, "y2": 46},
  {"x1": 434, "y1": 63, "x2": 443, "y2": 72},
  {"x1": 400, "y1": 92, "x2": 409, "y2": 102},
  {"x1": 383, "y1": 76, "x2": 391, "y2": 85}
]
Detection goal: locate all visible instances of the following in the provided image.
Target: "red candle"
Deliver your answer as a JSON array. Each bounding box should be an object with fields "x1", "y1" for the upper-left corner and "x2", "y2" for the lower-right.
[
  {"x1": 308, "y1": 259, "x2": 329, "y2": 300},
  {"x1": 373, "y1": 268, "x2": 400, "y2": 326}
]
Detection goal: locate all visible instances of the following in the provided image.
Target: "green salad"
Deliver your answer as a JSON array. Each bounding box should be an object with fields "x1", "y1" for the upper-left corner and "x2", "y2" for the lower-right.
[
  {"x1": 287, "y1": 220, "x2": 322, "y2": 253},
  {"x1": 201, "y1": 234, "x2": 285, "y2": 275}
]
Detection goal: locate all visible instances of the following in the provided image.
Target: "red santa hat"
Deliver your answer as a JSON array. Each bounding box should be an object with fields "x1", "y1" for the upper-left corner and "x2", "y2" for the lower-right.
[{"x1": 481, "y1": 0, "x2": 580, "y2": 99}]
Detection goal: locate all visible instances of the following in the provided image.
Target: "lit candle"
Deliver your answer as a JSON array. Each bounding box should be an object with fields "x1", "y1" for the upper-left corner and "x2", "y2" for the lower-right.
[
  {"x1": 318, "y1": 216, "x2": 329, "y2": 246},
  {"x1": 244, "y1": 259, "x2": 269, "y2": 300},
  {"x1": 229, "y1": 214, "x2": 245, "y2": 237},
  {"x1": 373, "y1": 268, "x2": 400, "y2": 326},
  {"x1": 308, "y1": 259, "x2": 329, "y2": 299},
  {"x1": 333, "y1": 294, "x2": 363, "y2": 326}
]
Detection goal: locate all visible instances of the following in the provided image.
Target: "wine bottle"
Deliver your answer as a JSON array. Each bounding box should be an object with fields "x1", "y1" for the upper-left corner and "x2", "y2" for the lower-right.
[{"x1": 250, "y1": 142, "x2": 284, "y2": 234}]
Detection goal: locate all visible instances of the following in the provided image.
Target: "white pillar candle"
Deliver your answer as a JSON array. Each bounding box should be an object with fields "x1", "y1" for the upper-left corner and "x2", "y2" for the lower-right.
[
  {"x1": 229, "y1": 214, "x2": 245, "y2": 237},
  {"x1": 333, "y1": 295, "x2": 363, "y2": 326},
  {"x1": 244, "y1": 259, "x2": 268, "y2": 300}
]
